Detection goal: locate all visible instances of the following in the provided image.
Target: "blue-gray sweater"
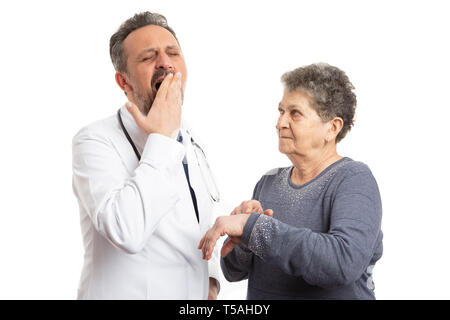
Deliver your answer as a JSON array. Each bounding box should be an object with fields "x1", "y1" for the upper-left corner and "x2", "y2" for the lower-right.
[{"x1": 221, "y1": 157, "x2": 383, "y2": 299}]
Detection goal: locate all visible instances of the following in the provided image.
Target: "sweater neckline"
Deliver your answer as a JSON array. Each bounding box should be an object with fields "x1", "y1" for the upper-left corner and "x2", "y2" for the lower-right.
[{"x1": 287, "y1": 157, "x2": 351, "y2": 190}]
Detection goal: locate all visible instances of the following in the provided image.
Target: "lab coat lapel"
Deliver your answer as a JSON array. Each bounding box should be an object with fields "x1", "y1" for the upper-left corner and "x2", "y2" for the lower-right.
[
  {"x1": 181, "y1": 128, "x2": 210, "y2": 227},
  {"x1": 112, "y1": 106, "x2": 143, "y2": 174}
]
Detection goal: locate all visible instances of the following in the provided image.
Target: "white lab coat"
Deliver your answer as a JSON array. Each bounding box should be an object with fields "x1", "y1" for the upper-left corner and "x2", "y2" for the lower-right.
[{"x1": 72, "y1": 105, "x2": 220, "y2": 299}]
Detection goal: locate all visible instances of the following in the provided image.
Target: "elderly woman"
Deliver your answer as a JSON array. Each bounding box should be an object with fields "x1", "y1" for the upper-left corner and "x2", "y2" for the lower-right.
[{"x1": 198, "y1": 63, "x2": 383, "y2": 300}]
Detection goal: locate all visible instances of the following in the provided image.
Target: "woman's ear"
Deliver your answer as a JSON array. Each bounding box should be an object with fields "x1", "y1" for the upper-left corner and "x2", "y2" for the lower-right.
[
  {"x1": 115, "y1": 72, "x2": 133, "y2": 95},
  {"x1": 326, "y1": 117, "x2": 344, "y2": 143}
]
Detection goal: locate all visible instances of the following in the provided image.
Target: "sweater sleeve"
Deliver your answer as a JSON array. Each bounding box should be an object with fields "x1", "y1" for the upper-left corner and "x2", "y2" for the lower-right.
[
  {"x1": 220, "y1": 179, "x2": 263, "y2": 282},
  {"x1": 241, "y1": 170, "x2": 382, "y2": 288}
]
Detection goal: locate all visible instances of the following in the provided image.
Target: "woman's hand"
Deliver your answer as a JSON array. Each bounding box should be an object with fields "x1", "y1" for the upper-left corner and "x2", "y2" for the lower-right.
[
  {"x1": 198, "y1": 201, "x2": 274, "y2": 260},
  {"x1": 230, "y1": 200, "x2": 273, "y2": 217},
  {"x1": 198, "y1": 214, "x2": 250, "y2": 260}
]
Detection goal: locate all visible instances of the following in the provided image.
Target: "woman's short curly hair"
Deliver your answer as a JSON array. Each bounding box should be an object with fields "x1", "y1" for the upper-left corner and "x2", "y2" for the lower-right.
[{"x1": 281, "y1": 63, "x2": 357, "y2": 143}]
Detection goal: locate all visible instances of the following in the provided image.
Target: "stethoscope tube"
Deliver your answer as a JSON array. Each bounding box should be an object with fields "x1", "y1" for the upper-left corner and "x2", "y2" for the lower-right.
[
  {"x1": 117, "y1": 108, "x2": 220, "y2": 202},
  {"x1": 117, "y1": 109, "x2": 141, "y2": 161}
]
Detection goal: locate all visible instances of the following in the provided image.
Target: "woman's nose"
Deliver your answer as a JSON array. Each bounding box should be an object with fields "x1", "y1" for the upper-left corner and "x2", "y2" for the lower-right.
[{"x1": 276, "y1": 114, "x2": 289, "y2": 130}]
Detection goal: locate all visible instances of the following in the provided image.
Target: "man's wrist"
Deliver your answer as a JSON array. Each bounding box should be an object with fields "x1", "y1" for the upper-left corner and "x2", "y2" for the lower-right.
[{"x1": 147, "y1": 126, "x2": 180, "y2": 139}]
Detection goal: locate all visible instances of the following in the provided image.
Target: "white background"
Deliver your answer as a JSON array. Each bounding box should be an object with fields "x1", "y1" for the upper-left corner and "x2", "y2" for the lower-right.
[{"x1": 0, "y1": 0, "x2": 449, "y2": 299}]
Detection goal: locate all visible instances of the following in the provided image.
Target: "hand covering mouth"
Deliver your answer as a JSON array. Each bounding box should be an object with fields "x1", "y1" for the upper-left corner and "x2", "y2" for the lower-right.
[{"x1": 151, "y1": 70, "x2": 175, "y2": 92}]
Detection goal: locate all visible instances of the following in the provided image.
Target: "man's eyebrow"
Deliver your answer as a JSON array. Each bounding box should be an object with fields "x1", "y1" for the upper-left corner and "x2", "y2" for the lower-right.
[
  {"x1": 165, "y1": 45, "x2": 180, "y2": 51},
  {"x1": 136, "y1": 47, "x2": 156, "y2": 60}
]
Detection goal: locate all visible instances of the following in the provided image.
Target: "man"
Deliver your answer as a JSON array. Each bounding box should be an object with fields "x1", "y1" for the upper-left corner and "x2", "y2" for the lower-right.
[{"x1": 72, "y1": 11, "x2": 220, "y2": 299}]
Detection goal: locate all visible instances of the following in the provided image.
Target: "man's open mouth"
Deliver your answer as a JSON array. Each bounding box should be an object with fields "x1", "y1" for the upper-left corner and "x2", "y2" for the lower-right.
[
  {"x1": 153, "y1": 77, "x2": 165, "y2": 91},
  {"x1": 152, "y1": 71, "x2": 174, "y2": 92}
]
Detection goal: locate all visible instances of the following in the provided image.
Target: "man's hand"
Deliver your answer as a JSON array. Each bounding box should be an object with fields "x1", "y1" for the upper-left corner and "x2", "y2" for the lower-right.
[
  {"x1": 127, "y1": 72, "x2": 182, "y2": 138},
  {"x1": 198, "y1": 214, "x2": 250, "y2": 260},
  {"x1": 230, "y1": 200, "x2": 273, "y2": 217},
  {"x1": 198, "y1": 201, "x2": 274, "y2": 260},
  {"x1": 208, "y1": 278, "x2": 219, "y2": 300}
]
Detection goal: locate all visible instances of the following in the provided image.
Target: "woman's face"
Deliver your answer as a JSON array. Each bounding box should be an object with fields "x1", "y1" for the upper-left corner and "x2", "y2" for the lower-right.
[{"x1": 276, "y1": 89, "x2": 330, "y2": 157}]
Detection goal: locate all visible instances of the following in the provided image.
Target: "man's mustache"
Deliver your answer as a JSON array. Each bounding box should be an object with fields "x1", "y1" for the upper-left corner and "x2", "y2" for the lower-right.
[{"x1": 151, "y1": 70, "x2": 175, "y2": 90}]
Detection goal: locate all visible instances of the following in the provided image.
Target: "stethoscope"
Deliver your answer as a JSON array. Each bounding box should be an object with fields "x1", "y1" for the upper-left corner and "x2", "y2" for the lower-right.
[{"x1": 117, "y1": 109, "x2": 220, "y2": 202}]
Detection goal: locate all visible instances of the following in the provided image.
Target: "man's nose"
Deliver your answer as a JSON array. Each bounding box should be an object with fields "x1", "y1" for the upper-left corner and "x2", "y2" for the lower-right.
[{"x1": 155, "y1": 52, "x2": 174, "y2": 71}]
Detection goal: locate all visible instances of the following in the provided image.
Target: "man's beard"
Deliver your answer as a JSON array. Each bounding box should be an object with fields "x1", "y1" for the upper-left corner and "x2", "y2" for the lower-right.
[
  {"x1": 134, "y1": 88, "x2": 155, "y2": 116},
  {"x1": 134, "y1": 70, "x2": 183, "y2": 116}
]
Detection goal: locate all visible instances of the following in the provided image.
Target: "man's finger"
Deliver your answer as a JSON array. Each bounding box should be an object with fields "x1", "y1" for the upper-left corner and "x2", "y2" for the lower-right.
[
  {"x1": 126, "y1": 101, "x2": 145, "y2": 128},
  {"x1": 203, "y1": 229, "x2": 221, "y2": 260},
  {"x1": 198, "y1": 234, "x2": 205, "y2": 250},
  {"x1": 167, "y1": 72, "x2": 182, "y2": 106},
  {"x1": 202, "y1": 239, "x2": 208, "y2": 259},
  {"x1": 153, "y1": 72, "x2": 174, "y2": 104},
  {"x1": 200, "y1": 229, "x2": 212, "y2": 258},
  {"x1": 263, "y1": 209, "x2": 274, "y2": 217},
  {"x1": 201, "y1": 230, "x2": 213, "y2": 259}
]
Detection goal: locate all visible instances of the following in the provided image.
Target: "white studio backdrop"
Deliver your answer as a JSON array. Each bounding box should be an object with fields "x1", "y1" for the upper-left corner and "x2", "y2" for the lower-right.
[{"x1": 0, "y1": 0, "x2": 449, "y2": 299}]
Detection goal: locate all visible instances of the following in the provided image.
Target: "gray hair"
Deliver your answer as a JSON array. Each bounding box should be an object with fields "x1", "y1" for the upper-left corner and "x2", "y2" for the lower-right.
[
  {"x1": 281, "y1": 63, "x2": 357, "y2": 143},
  {"x1": 109, "y1": 12, "x2": 178, "y2": 73}
]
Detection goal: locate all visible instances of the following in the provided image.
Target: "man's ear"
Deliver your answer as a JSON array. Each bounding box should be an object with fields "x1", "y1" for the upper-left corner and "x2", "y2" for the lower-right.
[{"x1": 115, "y1": 72, "x2": 133, "y2": 96}]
